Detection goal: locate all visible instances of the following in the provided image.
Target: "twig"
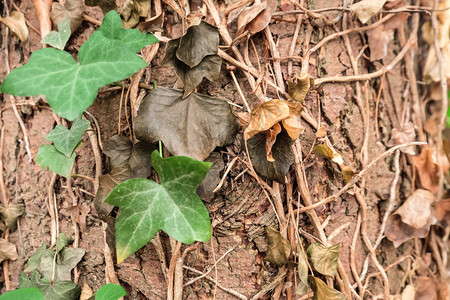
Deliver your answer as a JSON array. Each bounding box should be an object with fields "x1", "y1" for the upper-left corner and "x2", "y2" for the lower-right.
[
  {"x1": 350, "y1": 214, "x2": 364, "y2": 297},
  {"x1": 251, "y1": 269, "x2": 287, "y2": 300},
  {"x1": 228, "y1": 69, "x2": 251, "y2": 113},
  {"x1": 174, "y1": 244, "x2": 197, "y2": 300},
  {"x1": 213, "y1": 156, "x2": 239, "y2": 193},
  {"x1": 151, "y1": 233, "x2": 168, "y2": 282},
  {"x1": 84, "y1": 119, "x2": 102, "y2": 193},
  {"x1": 167, "y1": 241, "x2": 181, "y2": 300},
  {"x1": 295, "y1": 142, "x2": 426, "y2": 213},
  {"x1": 47, "y1": 173, "x2": 58, "y2": 246},
  {"x1": 82, "y1": 13, "x2": 102, "y2": 26},
  {"x1": 184, "y1": 266, "x2": 249, "y2": 299}
]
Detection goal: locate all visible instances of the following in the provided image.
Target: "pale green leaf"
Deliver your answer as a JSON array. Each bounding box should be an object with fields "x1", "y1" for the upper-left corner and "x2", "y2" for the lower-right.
[
  {"x1": 105, "y1": 151, "x2": 212, "y2": 263},
  {"x1": 307, "y1": 243, "x2": 340, "y2": 277},
  {"x1": 0, "y1": 288, "x2": 44, "y2": 300},
  {"x1": 95, "y1": 283, "x2": 127, "y2": 300},
  {"x1": 39, "y1": 247, "x2": 85, "y2": 281},
  {"x1": 25, "y1": 243, "x2": 53, "y2": 272},
  {"x1": 20, "y1": 271, "x2": 81, "y2": 300},
  {"x1": 46, "y1": 119, "x2": 90, "y2": 157},
  {"x1": 0, "y1": 10, "x2": 158, "y2": 120},
  {"x1": 36, "y1": 145, "x2": 76, "y2": 178},
  {"x1": 56, "y1": 233, "x2": 69, "y2": 254},
  {"x1": 41, "y1": 18, "x2": 71, "y2": 50}
]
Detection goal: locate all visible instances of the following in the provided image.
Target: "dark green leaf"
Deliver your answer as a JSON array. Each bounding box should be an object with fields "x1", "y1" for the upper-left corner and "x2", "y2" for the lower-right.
[
  {"x1": 176, "y1": 21, "x2": 220, "y2": 68},
  {"x1": 0, "y1": 288, "x2": 44, "y2": 300},
  {"x1": 41, "y1": 19, "x2": 71, "y2": 50},
  {"x1": 197, "y1": 152, "x2": 224, "y2": 202},
  {"x1": 247, "y1": 129, "x2": 294, "y2": 183},
  {"x1": 36, "y1": 145, "x2": 76, "y2": 178},
  {"x1": 20, "y1": 271, "x2": 81, "y2": 300},
  {"x1": 0, "y1": 11, "x2": 158, "y2": 120},
  {"x1": 163, "y1": 39, "x2": 221, "y2": 98},
  {"x1": 0, "y1": 202, "x2": 24, "y2": 230},
  {"x1": 307, "y1": 243, "x2": 340, "y2": 277},
  {"x1": 265, "y1": 227, "x2": 291, "y2": 266},
  {"x1": 95, "y1": 164, "x2": 133, "y2": 216},
  {"x1": 95, "y1": 283, "x2": 127, "y2": 300},
  {"x1": 105, "y1": 151, "x2": 212, "y2": 263},
  {"x1": 308, "y1": 276, "x2": 345, "y2": 300},
  {"x1": 85, "y1": 0, "x2": 116, "y2": 14},
  {"x1": 134, "y1": 87, "x2": 238, "y2": 161},
  {"x1": 46, "y1": 119, "x2": 90, "y2": 157}
]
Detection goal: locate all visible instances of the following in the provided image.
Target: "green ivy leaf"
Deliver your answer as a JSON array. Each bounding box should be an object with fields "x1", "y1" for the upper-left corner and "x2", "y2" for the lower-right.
[
  {"x1": 36, "y1": 145, "x2": 76, "y2": 178},
  {"x1": 105, "y1": 151, "x2": 212, "y2": 263},
  {"x1": 307, "y1": 243, "x2": 340, "y2": 277},
  {"x1": 41, "y1": 18, "x2": 71, "y2": 50},
  {"x1": 95, "y1": 283, "x2": 127, "y2": 300},
  {"x1": 20, "y1": 271, "x2": 81, "y2": 300},
  {"x1": 0, "y1": 10, "x2": 158, "y2": 121},
  {"x1": 46, "y1": 119, "x2": 90, "y2": 157},
  {"x1": 0, "y1": 288, "x2": 44, "y2": 300}
]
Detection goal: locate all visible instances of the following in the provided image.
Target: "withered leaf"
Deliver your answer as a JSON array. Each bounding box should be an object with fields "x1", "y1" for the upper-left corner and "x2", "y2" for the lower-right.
[
  {"x1": 415, "y1": 276, "x2": 438, "y2": 300},
  {"x1": 385, "y1": 214, "x2": 433, "y2": 248},
  {"x1": 282, "y1": 102, "x2": 304, "y2": 140},
  {"x1": 433, "y1": 199, "x2": 450, "y2": 227},
  {"x1": 244, "y1": 99, "x2": 290, "y2": 140},
  {"x1": 0, "y1": 202, "x2": 24, "y2": 231},
  {"x1": 309, "y1": 276, "x2": 345, "y2": 300},
  {"x1": 85, "y1": 0, "x2": 116, "y2": 14},
  {"x1": 306, "y1": 243, "x2": 340, "y2": 277},
  {"x1": 121, "y1": 0, "x2": 151, "y2": 29},
  {"x1": 134, "y1": 87, "x2": 238, "y2": 161},
  {"x1": 162, "y1": 39, "x2": 222, "y2": 98},
  {"x1": 51, "y1": 0, "x2": 84, "y2": 33},
  {"x1": 412, "y1": 148, "x2": 439, "y2": 195},
  {"x1": 176, "y1": 21, "x2": 220, "y2": 68},
  {"x1": 245, "y1": 0, "x2": 277, "y2": 34},
  {"x1": 247, "y1": 129, "x2": 294, "y2": 183},
  {"x1": 314, "y1": 138, "x2": 344, "y2": 166},
  {"x1": 94, "y1": 164, "x2": 132, "y2": 216},
  {"x1": 287, "y1": 73, "x2": 314, "y2": 104},
  {"x1": 0, "y1": 238, "x2": 18, "y2": 263},
  {"x1": 296, "y1": 246, "x2": 309, "y2": 295},
  {"x1": 341, "y1": 166, "x2": 356, "y2": 183},
  {"x1": 0, "y1": 11, "x2": 29, "y2": 42},
  {"x1": 350, "y1": 0, "x2": 387, "y2": 24},
  {"x1": 401, "y1": 285, "x2": 416, "y2": 300},
  {"x1": 265, "y1": 227, "x2": 291, "y2": 266},
  {"x1": 236, "y1": 1, "x2": 266, "y2": 36},
  {"x1": 265, "y1": 122, "x2": 282, "y2": 162},
  {"x1": 387, "y1": 122, "x2": 416, "y2": 155},
  {"x1": 396, "y1": 189, "x2": 436, "y2": 229},
  {"x1": 197, "y1": 152, "x2": 225, "y2": 202},
  {"x1": 103, "y1": 135, "x2": 155, "y2": 178}
]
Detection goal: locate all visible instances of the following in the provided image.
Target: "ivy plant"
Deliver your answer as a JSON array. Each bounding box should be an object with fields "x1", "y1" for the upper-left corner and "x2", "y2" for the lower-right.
[
  {"x1": 105, "y1": 150, "x2": 212, "y2": 263},
  {"x1": 0, "y1": 10, "x2": 158, "y2": 120}
]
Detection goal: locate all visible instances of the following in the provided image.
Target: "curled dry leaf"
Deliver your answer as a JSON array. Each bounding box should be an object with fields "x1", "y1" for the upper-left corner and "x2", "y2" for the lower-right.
[
  {"x1": 385, "y1": 189, "x2": 436, "y2": 247},
  {"x1": 134, "y1": 87, "x2": 238, "y2": 161},
  {"x1": 247, "y1": 129, "x2": 294, "y2": 183},
  {"x1": 287, "y1": 72, "x2": 314, "y2": 104},
  {"x1": 0, "y1": 202, "x2": 24, "y2": 231},
  {"x1": 265, "y1": 227, "x2": 291, "y2": 266},
  {"x1": 0, "y1": 11, "x2": 29, "y2": 42},
  {"x1": 244, "y1": 0, "x2": 277, "y2": 35},
  {"x1": 306, "y1": 243, "x2": 340, "y2": 277},
  {"x1": 121, "y1": 0, "x2": 150, "y2": 29},
  {"x1": 412, "y1": 148, "x2": 440, "y2": 195},
  {"x1": 0, "y1": 238, "x2": 19, "y2": 263},
  {"x1": 265, "y1": 122, "x2": 282, "y2": 162},
  {"x1": 79, "y1": 283, "x2": 93, "y2": 300},
  {"x1": 308, "y1": 276, "x2": 345, "y2": 300},
  {"x1": 387, "y1": 122, "x2": 416, "y2": 155},
  {"x1": 51, "y1": 0, "x2": 84, "y2": 33},
  {"x1": 244, "y1": 99, "x2": 290, "y2": 140},
  {"x1": 350, "y1": 0, "x2": 387, "y2": 24},
  {"x1": 314, "y1": 138, "x2": 344, "y2": 166},
  {"x1": 236, "y1": 1, "x2": 266, "y2": 36},
  {"x1": 282, "y1": 102, "x2": 304, "y2": 140}
]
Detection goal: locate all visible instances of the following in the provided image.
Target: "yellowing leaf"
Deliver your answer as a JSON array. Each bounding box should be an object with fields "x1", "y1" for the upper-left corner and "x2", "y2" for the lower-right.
[
  {"x1": 350, "y1": 0, "x2": 387, "y2": 24},
  {"x1": 309, "y1": 276, "x2": 345, "y2": 300},
  {"x1": 314, "y1": 138, "x2": 344, "y2": 166},
  {"x1": 265, "y1": 227, "x2": 291, "y2": 266},
  {"x1": 296, "y1": 246, "x2": 309, "y2": 295},
  {"x1": 0, "y1": 11, "x2": 29, "y2": 42},
  {"x1": 244, "y1": 99, "x2": 290, "y2": 140},
  {"x1": 341, "y1": 166, "x2": 356, "y2": 183},
  {"x1": 287, "y1": 72, "x2": 314, "y2": 103},
  {"x1": 307, "y1": 243, "x2": 340, "y2": 277},
  {"x1": 0, "y1": 203, "x2": 24, "y2": 231},
  {"x1": 282, "y1": 102, "x2": 304, "y2": 140}
]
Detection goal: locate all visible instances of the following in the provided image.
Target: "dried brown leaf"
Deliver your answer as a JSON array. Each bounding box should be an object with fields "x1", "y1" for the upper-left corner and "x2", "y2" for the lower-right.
[
  {"x1": 433, "y1": 199, "x2": 450, "y2": 227},
  {"x1": 412, "y1": 148, "x2": 440, "y2": 195},
  {"x1": 244, "y1": 99, "x2": 290, "y2": 140},
  {"x1": 0, "y1": 202, "x2": 24, "y2": 231},
  {"x1": 308, "y1": 276, "x2": 345, "y2": 300},
  {"x1": 387, "y1": 122, "x2": 416, "y2": 155},
  {"x1": 282, "y1": 102, "x2": 304, "y2": 140},
  {"x1": 265, "y1": 227, "x2": 291, "y2": 266},
  {"x1": 287, "y1": 72, "x2": 314, "y2": 104},
  {"x1": 51, "y1": 0, "x2": 84, "y2": 33},
  {"x1": 385, "y1": 213, "x2": 433, "y2": 248},
  {"x1": 236, "y1": 1, "x2": 266, "y2": 36},
  {"x1": 0, "y1": 238, "x2": 18, "y2": 263},
  {"x1": 396, "y1": 189, "x2": 436, "y2": 228},
  {"x1": 0, "y1": 11, "x2": 29, "y2": 42},
  {"x1": 245, "y1": 0, "x2": 277, "y2": 34},
  {"x1": 415, "y1": 276, "x2": 438, "y2": 300},
  {"x1": 265, "y1": 122, "x2": 282, "y2": 162},
  {"x1": 401, "y1": 285, "x2": 416, "y2": 300},
  {"x1": 121, "y1": 0, "x2": 150, "y2": 28},
  {"x1": 350, "y1": 0, "x2": 387, "y2": 24},
  {"x1": 80, "y1": 283, "x2": 93, "y2": 300}
]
